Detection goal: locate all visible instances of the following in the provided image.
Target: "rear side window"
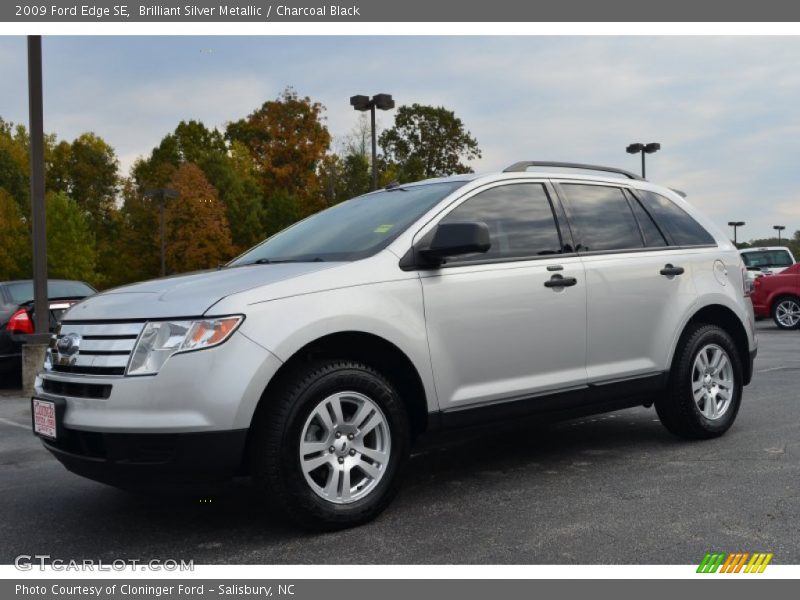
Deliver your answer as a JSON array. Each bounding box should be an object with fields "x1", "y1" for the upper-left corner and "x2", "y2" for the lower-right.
[
  {"x1": 628, "y1": 195, "x2": 668, "y2": 248},
  {"x1": 637, "y1": 191, "x2": 716, "y2": 247},
  {"x1": 559, "y1": 184, "x2": 643, "y2": 252},
  {"x1": 441, "y1": 183, "x2": 562, "y2": 262}
]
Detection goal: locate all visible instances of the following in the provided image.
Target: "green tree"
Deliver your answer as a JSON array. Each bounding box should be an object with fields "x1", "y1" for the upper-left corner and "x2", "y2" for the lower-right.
[
  {"x1": 263, "y1": 188, "x2": 302, "y2": 237},
  {"x1": 0, "y1": 118, "x2": 30, "y2": 214},
  {"x1": 379, "y1": 103, "x2": 481, "y2": 182},
  {"x1": 107, "y1": 179, "x2": 160, "y2": 287},
  {"x1": 0, "y1": 189, "x2": 30, "y2": 280},
  {"x1": 45, "y1": 191, "x2": 96, "y2": 282}
]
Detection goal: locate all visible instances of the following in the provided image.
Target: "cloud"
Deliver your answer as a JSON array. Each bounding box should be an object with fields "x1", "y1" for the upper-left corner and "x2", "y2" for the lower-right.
[{"x1": 1, "y1": 35, "x2": 799, "y2": 240}]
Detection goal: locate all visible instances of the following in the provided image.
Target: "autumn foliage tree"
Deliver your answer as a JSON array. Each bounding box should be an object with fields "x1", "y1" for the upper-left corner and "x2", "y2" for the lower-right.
[
  {"x1": 164, "y1": 163, "x2": 235, "y2": 274},
  {"x1": 226, "y1": 88, "x2": 331, "y2": 215}
]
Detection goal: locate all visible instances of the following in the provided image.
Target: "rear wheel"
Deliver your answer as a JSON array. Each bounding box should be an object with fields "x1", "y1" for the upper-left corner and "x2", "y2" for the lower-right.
[
  {"x1": 655, "y1": 324, "x2": 742, "y2": 439},
  {"x1": 771, "y1": 296, "x2": 800, "y2": 330},
  {"x1": 250, "y1": 360, "x2": 410, "y2": 530}
]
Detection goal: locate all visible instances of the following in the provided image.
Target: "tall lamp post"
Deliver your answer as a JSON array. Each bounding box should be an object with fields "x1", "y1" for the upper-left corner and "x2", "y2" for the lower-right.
[
  {"x1": 774, "y1": 225, "x2": 786, "y2": 244},
  {"x1": 727, "y1": 221, "x2": 745, "y2": 246},
  {"x1": 350, "y1": 93, "x2": 395, "y2": 190},
  {"x1": 145, "y1": 188, "x2": 178, "y2": 276},
  {"x1": 626, "y1": 142, "x2": 661, "y2": 178}
]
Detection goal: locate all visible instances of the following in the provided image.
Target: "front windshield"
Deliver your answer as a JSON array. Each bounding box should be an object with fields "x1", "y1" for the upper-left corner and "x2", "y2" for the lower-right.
[
  {"x1": 741, "y1": 250, "x2": 794, "y2": 269},
  {"x1": 229, "y1": 181, "x2": 466, "y2": 265}
]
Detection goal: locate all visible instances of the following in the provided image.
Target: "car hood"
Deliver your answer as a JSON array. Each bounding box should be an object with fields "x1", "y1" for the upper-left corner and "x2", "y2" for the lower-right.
[{"x1": 63, "y1": 263, "x2": 340, "y2": 321}]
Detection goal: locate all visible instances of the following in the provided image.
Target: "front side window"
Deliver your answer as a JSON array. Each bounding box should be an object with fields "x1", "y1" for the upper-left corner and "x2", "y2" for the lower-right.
[
  {"x1": 440, "y1": 183, "x2": 563, "y2": 263},
  {"x1": 560, "y1": 184, "x2": 643, "y2": 252},
  {"x1": 637, "y1": 190, "x2": 716, "y2": 247},
  {"x1": 229, "y1": 181, "x2": 466, "y2": 265}
]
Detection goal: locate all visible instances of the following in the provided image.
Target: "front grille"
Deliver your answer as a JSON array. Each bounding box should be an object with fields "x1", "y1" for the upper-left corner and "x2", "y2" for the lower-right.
[
  {"x1": 47, "y1": 321, "x2": 144, "y2": 377},
  {"x1": 41, "y1": 378, "x2": 112, "y2": 399}
]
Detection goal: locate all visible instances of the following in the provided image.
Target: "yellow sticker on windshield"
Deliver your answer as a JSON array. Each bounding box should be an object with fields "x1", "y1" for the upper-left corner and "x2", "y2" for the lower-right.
[{"x1": 374, "y1": 224, "x2": 393, "y2": 234}]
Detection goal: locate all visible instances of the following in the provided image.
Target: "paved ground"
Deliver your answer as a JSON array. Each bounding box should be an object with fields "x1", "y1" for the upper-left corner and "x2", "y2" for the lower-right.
[{"x1": 0, "y1": 321, "x2": 797, "y2": 565}]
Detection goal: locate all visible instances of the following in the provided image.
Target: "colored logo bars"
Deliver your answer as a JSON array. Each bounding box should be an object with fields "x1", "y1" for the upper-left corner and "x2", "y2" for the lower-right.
[{"x1": 697, "y1": 552, "x2": 773, "y2": 573}]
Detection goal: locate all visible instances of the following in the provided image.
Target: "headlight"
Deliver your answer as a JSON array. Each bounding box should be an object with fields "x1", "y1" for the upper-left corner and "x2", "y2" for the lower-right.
[{"x1": 126, "y1": 316, "x2": 243, "y2": 376}]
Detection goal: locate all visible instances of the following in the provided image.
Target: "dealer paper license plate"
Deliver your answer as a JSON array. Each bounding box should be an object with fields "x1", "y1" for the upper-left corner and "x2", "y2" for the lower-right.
[{"x1": 32, "y1": 398, "x2": 57, "y2": 439}]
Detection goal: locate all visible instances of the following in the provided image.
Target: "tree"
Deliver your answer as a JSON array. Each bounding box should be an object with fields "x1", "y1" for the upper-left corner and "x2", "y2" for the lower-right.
[
  {"x1": 133, "y1": 121, "x2": 264, "y2": 253},
  {"x1": 0, "y1": 189, "x2": 30, "y2": 280},
  {"x1": 45, "y1": 192, "x2": 96, "y2": 282},
  {"x1": 0, "y1": 118, "x2": 30, "y2": 214},
  {"x1": 164, "y1": 163, "x2": 235, "y2": 274},
  {"x1": 262, "y1": 188, "x2": 302, "y2": 237},
  {"x1": 226, "y1": 88, "x2": 331, "y2": 214},
  {"x1": 379, "y1": 103, "x2": 481, "y2": 182},
  {"x1": 107, "y1": 179, "x2": 161, "y2": 287}
]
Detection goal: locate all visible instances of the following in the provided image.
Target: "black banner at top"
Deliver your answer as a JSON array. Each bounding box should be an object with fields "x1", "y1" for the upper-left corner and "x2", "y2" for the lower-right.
[{"x1": 2, "y1": 0, "x2": 800, "y2": 22}]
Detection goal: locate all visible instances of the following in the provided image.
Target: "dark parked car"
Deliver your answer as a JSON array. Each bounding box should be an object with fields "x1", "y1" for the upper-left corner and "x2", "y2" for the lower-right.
[
  {"x1": 750, "y1": 263, "x2": 800, "y2": 329},
  {"x1": 0, "y1": 280, "x2": 96, "y2": 374}
]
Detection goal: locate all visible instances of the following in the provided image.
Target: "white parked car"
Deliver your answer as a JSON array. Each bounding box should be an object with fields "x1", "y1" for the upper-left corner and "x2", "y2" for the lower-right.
[
  {"x1": 33, "y1": 161, "x2": 758, "y2": 529},
  {"x1": 740, "y1": 246, "x2": 796, "y2": 282}
]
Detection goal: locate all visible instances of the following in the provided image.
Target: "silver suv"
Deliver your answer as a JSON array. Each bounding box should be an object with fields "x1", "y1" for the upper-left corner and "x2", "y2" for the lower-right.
[{"x1": 33, "y1": 162, "x2": 757, "y2": 529}]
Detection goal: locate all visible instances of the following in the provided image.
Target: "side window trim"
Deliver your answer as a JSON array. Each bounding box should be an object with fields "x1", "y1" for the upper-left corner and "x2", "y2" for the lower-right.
[{"x1": 552, "y1": 181, "x2": 646, "y2": 254}]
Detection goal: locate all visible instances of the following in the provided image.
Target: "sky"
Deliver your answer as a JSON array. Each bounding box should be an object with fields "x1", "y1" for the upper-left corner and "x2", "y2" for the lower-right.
[{"x1": 0, "y1": 35, "x2": 799, "y2": 241}]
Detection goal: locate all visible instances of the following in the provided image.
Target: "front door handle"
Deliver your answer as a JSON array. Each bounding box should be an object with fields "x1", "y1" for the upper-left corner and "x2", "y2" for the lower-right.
[
  {"x1": 544, "y1": 274, "x2": 578, "y2": 288},
  {"x1": 660, "y1": 264, "x2": 685, "y2": 277}
]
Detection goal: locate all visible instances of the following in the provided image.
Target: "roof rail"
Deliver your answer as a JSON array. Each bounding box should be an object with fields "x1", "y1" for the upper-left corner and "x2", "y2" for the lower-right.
[{"x1": 502, "y1": 161, "x2": 645, "y2": 181}]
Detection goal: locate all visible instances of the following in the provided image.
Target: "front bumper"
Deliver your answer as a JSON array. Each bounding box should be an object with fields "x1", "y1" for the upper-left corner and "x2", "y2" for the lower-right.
[
  {"x1": 34, "y1": 331, "x2": 282, "y2": 433},
  {"x1": 40, "y1": 424, "x2": 248, "y2": 487}
]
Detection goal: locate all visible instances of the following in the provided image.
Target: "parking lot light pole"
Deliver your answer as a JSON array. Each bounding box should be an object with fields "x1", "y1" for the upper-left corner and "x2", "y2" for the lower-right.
[
  {"x1": 728, "y1": 221, "x2": 746, "y2": 246},
  {"x1": 350, "y1": 94, "x2": 395, "y2": 190},
  {"x1": 626, "y1": 142, "x2": 661, "y2": 178},
  {"x1": 774, "y1": 225, "x2": 786, "y2": 244},
  {"x1": 144, "y1": 188, "x2": 179, "y2": 276}
]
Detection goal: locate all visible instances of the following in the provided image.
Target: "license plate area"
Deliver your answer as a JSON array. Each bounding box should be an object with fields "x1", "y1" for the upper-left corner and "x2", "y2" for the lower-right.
[{"x1": 32, "y1": 398, "x2": 58, "y2": 439}]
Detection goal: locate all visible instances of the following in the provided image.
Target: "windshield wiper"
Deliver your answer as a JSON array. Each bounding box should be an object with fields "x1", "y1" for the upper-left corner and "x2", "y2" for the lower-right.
[{"x1": 242, "y1": 257, "x2": 326, "y2": 266}]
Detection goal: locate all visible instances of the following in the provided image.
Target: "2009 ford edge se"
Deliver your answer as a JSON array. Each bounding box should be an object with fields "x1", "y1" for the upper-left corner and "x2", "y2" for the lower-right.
[{"x1": 33, "y1": 162, "x2": 757, "y2": 529}]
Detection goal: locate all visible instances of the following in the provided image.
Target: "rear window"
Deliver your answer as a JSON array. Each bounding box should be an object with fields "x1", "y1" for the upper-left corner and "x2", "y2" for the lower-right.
[
  {"x1": 636, "y1": 190, "x2": 716, "y2": 247},
  {"x1": 741, "y1": 250, "x2": 794, "y2": 269},
  {"x1": 4, "y1": 281, "x2": 95, "y2": 305}
]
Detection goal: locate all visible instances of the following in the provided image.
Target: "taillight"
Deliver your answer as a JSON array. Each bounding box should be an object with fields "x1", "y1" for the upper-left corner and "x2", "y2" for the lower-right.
[
  {"x1": 741, "y1": 265, "x2": 753, "y2": 297},
  {"x1": 6, "y1": 308, "x2": 34, "y2": 334}
]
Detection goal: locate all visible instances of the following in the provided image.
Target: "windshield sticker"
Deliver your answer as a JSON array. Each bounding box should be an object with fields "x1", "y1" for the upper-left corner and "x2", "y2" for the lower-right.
[{"x1": 373, "y1": 224, "x2": 394, "y2": 234}]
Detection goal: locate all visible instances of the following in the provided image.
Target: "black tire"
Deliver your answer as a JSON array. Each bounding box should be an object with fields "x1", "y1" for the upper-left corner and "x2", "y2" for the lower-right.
[
  {"x1": 771, "y1": 295, "x2": 800, "y2": 330},
  {"x1": 249, "y1": 359, "x2": 410, "y2": 531},
  {"x1": 655, "y1": 324, "x2": 743, "y2": 440}
]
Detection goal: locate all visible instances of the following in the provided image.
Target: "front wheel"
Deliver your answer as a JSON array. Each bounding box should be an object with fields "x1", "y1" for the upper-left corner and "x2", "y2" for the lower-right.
[
  {"x1": 772, "y1": 296, "x2": 800, "y2": 330},
  {"x1": 250, "y1": 360, "x2": 410, "y2": 530},
  {"x1": 655, "y1": 324, "x2": 743, "y2": 440}
]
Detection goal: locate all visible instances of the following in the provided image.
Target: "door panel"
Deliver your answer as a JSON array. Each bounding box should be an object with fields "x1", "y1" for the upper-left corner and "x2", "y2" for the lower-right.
[
  {"x1": 422, "y1": 259, "x2": 587, "y2": 408},
  {"x1": 580, "y1": 250, "x2": 696, "y2": 381},
  {"x1": 416, "y1": 181, "x2": 587, "y2": 411}
]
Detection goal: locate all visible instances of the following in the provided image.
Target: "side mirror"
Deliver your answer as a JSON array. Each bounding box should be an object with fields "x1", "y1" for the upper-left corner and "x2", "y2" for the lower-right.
[{"x1": 419, "y1": 221, "x2": 491, "y2": 264}]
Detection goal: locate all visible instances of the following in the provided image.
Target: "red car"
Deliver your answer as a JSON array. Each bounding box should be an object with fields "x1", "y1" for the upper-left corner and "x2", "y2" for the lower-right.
[{"x1": 750, "y1": 263, "x2": 800, "y2": 329}]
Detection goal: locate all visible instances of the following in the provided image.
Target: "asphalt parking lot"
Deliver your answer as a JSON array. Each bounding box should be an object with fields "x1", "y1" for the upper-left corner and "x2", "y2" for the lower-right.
[{"x1": 0, "y1": 320, "x2": 797, "y2": 565}]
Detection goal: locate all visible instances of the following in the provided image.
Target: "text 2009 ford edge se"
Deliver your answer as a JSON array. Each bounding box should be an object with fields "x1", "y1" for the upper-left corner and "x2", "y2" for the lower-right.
[{"x1": 33, "y1": 162, "x2": 757, "y2": 529}]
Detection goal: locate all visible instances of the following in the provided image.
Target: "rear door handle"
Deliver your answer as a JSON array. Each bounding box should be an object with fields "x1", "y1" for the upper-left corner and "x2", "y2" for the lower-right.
[
  {"x1": 544, "y1": 274, "x2": 578, "y2": 288},
  {"x1": 660, "y1": 264, "x2": 685, "y2": 276}
]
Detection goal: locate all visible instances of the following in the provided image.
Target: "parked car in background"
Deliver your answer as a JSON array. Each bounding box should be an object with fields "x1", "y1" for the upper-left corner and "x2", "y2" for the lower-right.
[
  {"x1": 750, "y1": 263, "x2": 800, "y2": 329},
  {"x1": 0, "y1": 280, "x2": 96, "y2": 374},
  {"x1": 740, "y1": 247, "x2": 796, "y2": 283}
]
